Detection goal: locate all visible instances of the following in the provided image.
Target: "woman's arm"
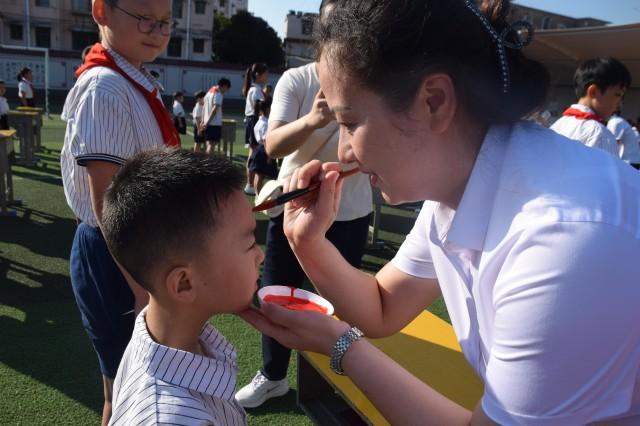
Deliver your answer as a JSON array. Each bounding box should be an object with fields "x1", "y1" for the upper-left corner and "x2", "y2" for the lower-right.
[{"x1": 265, "y1": 89, "x2": 334, "y2": 159}]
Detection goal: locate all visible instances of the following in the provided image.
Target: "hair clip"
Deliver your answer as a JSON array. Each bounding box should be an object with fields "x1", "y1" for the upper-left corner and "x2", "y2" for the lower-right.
[{"x1": 463, "y1": 1, "x2": 534, "y2": 94}]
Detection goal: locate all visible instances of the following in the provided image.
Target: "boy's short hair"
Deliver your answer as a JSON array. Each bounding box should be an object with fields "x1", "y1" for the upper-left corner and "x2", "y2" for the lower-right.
[
  {"x1": 0, "y1": 79, "x2": 5, "y2": 85},
  {"x1": 173, "y1": 91, "x2": 183, "y2": 100},
  {"x1": 255, "y1": 99, "x2": 271, "y2": 116},
  {"x1": 149, "y1": 70, "x2": 160, "y2": 79},
  {"x1": 218, "y1": 78, "x2": 231, "y2": 88},
  {"x1": 194, "y1": 90, "x2": 206, "y2": 99},
  {"x1": 574, "y1": 57, "x2": 631, "y2": 98},
  {"x1": 102, "y1": 149, "x2": 244, "y2": 292}
]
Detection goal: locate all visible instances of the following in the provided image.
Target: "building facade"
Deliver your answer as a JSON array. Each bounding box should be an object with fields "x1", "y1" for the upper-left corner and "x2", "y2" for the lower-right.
[
  {"x1": 282, "y1": 4, "x2": 608, "y2": 66},
  {"x1": 0, "y1": 0, "x2": 248, "y2": 61}
]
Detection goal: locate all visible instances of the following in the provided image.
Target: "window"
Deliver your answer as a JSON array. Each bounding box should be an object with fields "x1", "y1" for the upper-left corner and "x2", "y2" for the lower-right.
[
  {"x1": 167, "y1": 37, "x2": 182, "y2": 57},
  {"x1": 195, "y1": 1, "x2": 206, "y2": 14},
  {"x1": 72, "y1": 30, "x2": 99, "y2": 51},
  {"x1": 219, "y1": 0, "x2": 226, "y2": 8},
  {"x1": 542, "y1": 17, "x2": 552, "y2": 30},
  {"x1": 10, "y1": 24, "x2": 23, "y2": 40},
  {"x1": 35, "y1": 27, "x2": 51, "y2": 48},
  {"x1": 173, "y1": 0, "x2": 183, "y2": 19},
  {"x1": 35, "y1": 0, "x2": 50, "y2": 6},
  {"x1": 193, "y1": 38, "x2": 205, "y2": 53},
  {"x1": 301, "y1": 18, "x2": 314, "y2": 35},
  {"x1": 72, "y1": 0, "x2": 92, "y2": 13}
]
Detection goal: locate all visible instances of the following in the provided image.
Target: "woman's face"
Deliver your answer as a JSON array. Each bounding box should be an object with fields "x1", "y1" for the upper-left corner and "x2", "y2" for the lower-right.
[
  {"x1": 255, "y1": 71, "x2": 269, "y2": 85},
  {"x1": 318, "y1": 56, "x2": 450, "y2": 205}
]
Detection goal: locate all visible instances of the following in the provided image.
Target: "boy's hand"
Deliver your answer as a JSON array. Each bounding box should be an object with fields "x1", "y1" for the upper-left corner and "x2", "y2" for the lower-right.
[
  {"x1": 283, "y1": 160, "x2": 344, "y2": 248},
  {"x1": 304, "y1": 89, "x2": 335, "y2": 130},
  {"x1": 239, "y1": 303, "x2": 350, "y2": 356}
]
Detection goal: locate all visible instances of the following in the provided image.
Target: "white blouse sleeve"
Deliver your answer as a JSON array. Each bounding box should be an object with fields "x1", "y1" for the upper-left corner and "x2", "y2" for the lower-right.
[{"x1": 390, "y1": 202, "x2": 437, "y2": 279}]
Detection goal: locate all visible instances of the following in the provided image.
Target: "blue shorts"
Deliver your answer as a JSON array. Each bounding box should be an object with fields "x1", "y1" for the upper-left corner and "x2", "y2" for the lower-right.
[
  {"x1": 69, "y1": 223, "x2": 135, "y2": 378},
  {"x1": 205, "y1": 125, "x2": 222, "y2": 142}
]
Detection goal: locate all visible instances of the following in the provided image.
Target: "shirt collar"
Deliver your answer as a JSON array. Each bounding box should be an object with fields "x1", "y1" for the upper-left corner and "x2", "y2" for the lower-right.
[
  {"x1": 571, "y1": 103, "x2": 596, "y2": 114},
  {"x1": 134, "y1": 308, "x2": 238, "y2": 401},
  {"x1": 432, "y1": 124, "x2": 511, "y2": 251},
  {"x1": 106, "y1": 46, "x2": 157, "y2": 93}
]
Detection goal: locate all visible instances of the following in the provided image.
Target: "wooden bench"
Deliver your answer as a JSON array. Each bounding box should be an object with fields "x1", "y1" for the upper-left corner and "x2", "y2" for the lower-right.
[
  {"x1": 0, "y1": 129, "x2": 19, "y2": 216},
  {"x1": 17, "y1": 106, "x2": 44, "y2": 152},
  {"x1": 7, "y1": 111, "x2": 39, "y2": 166},
  {"x1": 297, "y1": 310, "x2": 483, "y2": 425}
]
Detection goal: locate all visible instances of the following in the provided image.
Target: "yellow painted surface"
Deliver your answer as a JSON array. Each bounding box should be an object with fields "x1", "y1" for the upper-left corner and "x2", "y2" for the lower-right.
[
  {"x1": 0, "y1": 129, "x2": 17, "y2": 138},
  {"x1": 301, "y1": 311, "x2": 484, "y2": 425}
]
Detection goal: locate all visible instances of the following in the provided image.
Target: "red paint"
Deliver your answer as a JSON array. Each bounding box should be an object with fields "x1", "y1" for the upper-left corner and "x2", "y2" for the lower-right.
[{"x1": 263, "y1": 295, "x2": 328, "y2": 314}]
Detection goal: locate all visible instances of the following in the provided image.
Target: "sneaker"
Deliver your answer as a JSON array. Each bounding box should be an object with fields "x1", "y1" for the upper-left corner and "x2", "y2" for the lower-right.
[
  {"x1": 235, "y1": 371, "x2": 289, "y2": 408},
  {"x1": 244, "y1": 184, "x2": 256, "y2": 195}
]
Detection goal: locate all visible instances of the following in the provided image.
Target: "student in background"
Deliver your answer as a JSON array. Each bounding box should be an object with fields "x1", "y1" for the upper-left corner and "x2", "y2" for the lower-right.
[
  {"x1": 60, "y1": 0, "x2": 178, "y2": 423},
  {"x1": 192, "y1": 90, "x2": 206, "y2": 152},
  {"x1": 263, "y1": 84, "x2": 274, "y2": 104},
  {"x1": 172, "y1": 91, "x2": 187, "y2": 137},
  {"x1": 103, "y1": 149, "x2": 257, "y2": 425},
  {"x1": 17, "y1": 67, "x2": 35, "y2": 107},
  {"x1": 149, "y1": 70, "x2": 165, "y2": 93},
  {"x1": 249, "y1": 99, "x2": 278, "y2": 193},
  {"x1": 0, "y1": 80, "x2": 9, "y2": 130},
  {"x1": 609, "y1": 107, "x2": 640, "y2": 169},
  {"x1": 242, "y1": 63, "x2": 268, "y2": 195},
  {"x1": 551, "y1": 57, "x2": 630, "y2": 156},
  {"x1": 202, "y1": 78, "x2": 231, "y2": 155}
]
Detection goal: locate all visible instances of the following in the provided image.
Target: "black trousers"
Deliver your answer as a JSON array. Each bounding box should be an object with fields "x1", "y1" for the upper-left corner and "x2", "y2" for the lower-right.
[{"x1": 260, "y1": 212, "x2": 371, "y2": 380}]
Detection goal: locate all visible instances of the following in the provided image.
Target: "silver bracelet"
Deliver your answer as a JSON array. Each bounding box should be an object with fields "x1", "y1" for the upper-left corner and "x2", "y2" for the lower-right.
[{"x1": 329, "y1": 326, "x2": 364, "y2": 375}]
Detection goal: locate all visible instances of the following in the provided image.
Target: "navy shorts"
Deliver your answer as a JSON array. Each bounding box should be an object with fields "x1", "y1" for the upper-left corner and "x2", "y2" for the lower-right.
[
  {"x1": 205, "y1": 125, "x2": 222, "y2": 142},
  {"x1": 69, "y1": 223, "x2": 135, "y2": 378},
  {"x1": 194, "y1": 124, "x2": 205, "y2": 143},
  {"x1": 249, "y1": 144, "x2": 278, "y2": 179},
  {"x1": 245, "y1": 115, "x2": 259, "y2": 148}
]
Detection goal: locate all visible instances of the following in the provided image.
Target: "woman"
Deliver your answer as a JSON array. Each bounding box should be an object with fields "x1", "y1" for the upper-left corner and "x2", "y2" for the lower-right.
[
  {"x1": 17, "y1": 67, "x2": 35, "y2": 107},
  {"x1": 242, "y1": 62, "x2": 268, "y2": 195},
  {"x1": 241, "y1": 0, "x2": 640, "y2": 424}
]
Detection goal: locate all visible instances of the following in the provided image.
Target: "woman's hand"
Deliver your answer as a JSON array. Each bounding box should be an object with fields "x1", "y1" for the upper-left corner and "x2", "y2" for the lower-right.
[
  {"x1": 283, "y1": 160, "x2": 345, "y2": 247},
  {"x1": 304, "y1": 89, "x2": 335, "y2": 130},
  {"x1": 239, "y1": 303, "x2": 350, "y2": 355}
]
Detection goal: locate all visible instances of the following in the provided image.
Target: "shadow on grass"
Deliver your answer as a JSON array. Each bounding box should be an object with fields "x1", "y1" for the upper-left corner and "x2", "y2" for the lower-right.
[
  {"x1": 244, "y1": 389, "x2": 304, "y2": 417},
  {"x1": 0, "y1": 256, "x2": 103, "y2": 416}
]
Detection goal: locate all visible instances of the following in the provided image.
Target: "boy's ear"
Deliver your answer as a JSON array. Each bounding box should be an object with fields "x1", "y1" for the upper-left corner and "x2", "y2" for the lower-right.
[
  {"x1": 165, "y1": 266, "x2": 197, "y2": 304},
  {"x1": 93, "y1": 0, "x2": 108, "y2": 26},
  {"x1": 586, "y1": 83, "x2": 601, "y2": 99}
]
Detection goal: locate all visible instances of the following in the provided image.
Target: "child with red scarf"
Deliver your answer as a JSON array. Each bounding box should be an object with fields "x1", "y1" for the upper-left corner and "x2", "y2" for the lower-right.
[
  {"x1": 551, "y1": 57, "x2": 630, "y2": 157},
  {"x1": 59, "y1": 1, "x2": 177, "y2": 424}
]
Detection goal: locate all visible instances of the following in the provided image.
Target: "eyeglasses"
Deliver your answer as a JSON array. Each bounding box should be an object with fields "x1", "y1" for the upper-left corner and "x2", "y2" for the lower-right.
[{"x1": 113, "y1": 5, "x2": 176, "y2": 36}]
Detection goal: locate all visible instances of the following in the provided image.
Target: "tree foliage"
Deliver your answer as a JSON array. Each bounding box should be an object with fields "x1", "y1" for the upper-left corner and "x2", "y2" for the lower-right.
[{"x1": 212, "y1": 11, "x2": 285, "y2": 68}]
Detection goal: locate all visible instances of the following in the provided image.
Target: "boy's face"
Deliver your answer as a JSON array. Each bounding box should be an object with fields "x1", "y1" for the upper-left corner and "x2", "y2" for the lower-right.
[
  {"x1": 220, "y1": 85, "x2": 229, "y2": 95},
  {"x1": 98, "y1": 0, "x2": 172, "y2": 66},
  {"x1": 197, "y1": 97, "x2": 204, "y2": 105},
  {"x1": 194, "y1": 191, "x2": 264, "y2": 314},
  {"x1": 590, "y1": 84, "x2": 625, "y2": 121}
]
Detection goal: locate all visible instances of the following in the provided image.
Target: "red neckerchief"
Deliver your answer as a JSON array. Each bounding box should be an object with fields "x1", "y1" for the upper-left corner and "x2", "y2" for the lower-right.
[
  {"x1": 75, "y1": 43, "x2": 180, "y2": 148},
  {"x1": 208, "y1": 85, "x2": 220, "y2": 95},
  {"x1": 562, "y1": 107, "x2": 605, "y2": 124}
]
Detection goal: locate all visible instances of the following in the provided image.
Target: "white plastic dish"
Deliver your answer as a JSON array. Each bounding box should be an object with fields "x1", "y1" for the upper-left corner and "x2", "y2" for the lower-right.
[{"x1": 257, "y1": 285, "x2": 334, "y2": 316}]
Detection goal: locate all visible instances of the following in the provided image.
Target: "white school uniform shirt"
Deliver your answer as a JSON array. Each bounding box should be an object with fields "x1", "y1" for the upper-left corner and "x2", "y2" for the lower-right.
[
  {"x1": 253, "y1": 116, "x2": 268, "y2": 145},
  {"x1": 244, "y1": 84, "x2": 264, "y2": 117},
  {"x1": 270, "y1": 63, "x2": 372, "y2": 222},
  {"x1": 392, "y1": 122, "x2": 640, "y2": 425},
  {"x1": 60, "y1": 47, "x2": 164, "y2": 227},
  {"x1": 608, "y1": 114, "x2": 640, "y2": 164},
  {"x1": 172, "y1": 100, "x2": 185, "y2": 118},
  {"x1": 0, "y1": 96, "x2": 9, "y2": 115},
  {"x1": 192, "y1": 103, "x2": 203, "y2": 122},
  {"x1": 109, "y1": 308, "x2": 246, "y2": 426},
  {"x1": 550, "y1": 103, "x2": 618, "y2": 156},
  {"x1": 203, "y1": 90, "x2": 224, "y2": 126},
  {"x1": 18, "y1": 78, "x2": 34, "y2": 99}
]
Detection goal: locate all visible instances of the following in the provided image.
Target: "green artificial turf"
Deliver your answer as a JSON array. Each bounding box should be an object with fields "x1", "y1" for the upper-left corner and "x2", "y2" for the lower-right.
[{"x1": 0, "y1": 115, "x2": 448, "y2": 425}]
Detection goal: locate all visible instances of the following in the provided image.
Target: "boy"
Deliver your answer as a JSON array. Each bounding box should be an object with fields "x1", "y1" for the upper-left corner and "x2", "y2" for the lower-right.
[
  {"x1": 249, "y1": 99, "x2": 278, "y2": 193},
  {"x1": 608, "y1": 108, "x2": 640, "y2": 168},
  {"x1": 0, "y1": 80, "x2": 9, "y2": 130},
  {"x1": 192, "y1": 90, "x2": 206, "y2": 152},
  {"x1": 172, "y1": 90, "x2": 187, "y2": 136},
  {"x1": 202, "y1": 78, "x2": 231, "y2": 155},
  {"x1": 551, "y1": 57, "x2": 631, "y2": 156},
  {"x1": 103, "y1": 148, "x2": 261, "y2": 425},
  {"x1": 60, "y1": 0, "x2": 179, "y2": 424}
]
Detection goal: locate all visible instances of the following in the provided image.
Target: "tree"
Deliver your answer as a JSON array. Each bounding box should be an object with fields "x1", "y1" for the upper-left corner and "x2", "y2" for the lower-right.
[{"x1": 212, "y1": 11, "x2": 285, "y2": 68}]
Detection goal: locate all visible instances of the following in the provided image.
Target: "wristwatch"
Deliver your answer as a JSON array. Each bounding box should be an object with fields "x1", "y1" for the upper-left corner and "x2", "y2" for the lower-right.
[{"x1": 330, "y1": 326, "x2": 364, "y2": 375}]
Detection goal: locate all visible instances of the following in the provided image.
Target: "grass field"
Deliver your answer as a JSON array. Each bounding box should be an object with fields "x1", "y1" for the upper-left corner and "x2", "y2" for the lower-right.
[{"x1": 0, "y1": 115, "x2": 448, "y2": 425}]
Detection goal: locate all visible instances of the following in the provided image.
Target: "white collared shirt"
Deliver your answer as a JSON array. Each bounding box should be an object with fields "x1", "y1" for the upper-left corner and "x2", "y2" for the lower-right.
[
  {"x1": 608, "y1": 115, "x2": 640, "y2": 164},
  {"x1": 244, "y1": 84, "x2": 264, "y2": 117},
  {"x1": 172, "y1": 100, "x2": 185, "y2": 118},
  {"x1": 203, "y1": 89, "x2": 223, "y2": 126},
  {"x1": 550, "y1": 103, "x2": 618, "y2": 156},
  {"x1": 392, "y1": 122, "x2": 640, "y2": 424},
  {"x1": 109, "y1": 308, "x2": 246, "y2": 426},
  {"x1": 0, "y1": 96, "x2": 9, "y2": 115},
  {"x1": 253, "y1": 116, "x2": 268, "y2": 145},
  {"x1": 60, "y1": 47, "x2": 164, "y2": 226},
  {"x1": 18, "y1": 78, "x2": 34, "y2": 99}
]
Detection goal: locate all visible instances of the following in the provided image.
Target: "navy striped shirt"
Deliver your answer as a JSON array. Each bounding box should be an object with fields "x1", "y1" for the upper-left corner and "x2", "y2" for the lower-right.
[
  {"x1": 109, "y1": 309, "x2": 247, "y2": 426},
  {"x1": 60, "y1": 46, "x2": 164, "y2": 226}
]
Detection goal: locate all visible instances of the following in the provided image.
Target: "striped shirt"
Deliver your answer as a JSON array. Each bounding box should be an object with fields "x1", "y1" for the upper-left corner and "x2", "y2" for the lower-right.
[
  {"x1": 60, "y1": 47, "x2": 164, "y2": 226},
  {"x1": 109, "y1": 308, "x2": 247, "y2": 426}
]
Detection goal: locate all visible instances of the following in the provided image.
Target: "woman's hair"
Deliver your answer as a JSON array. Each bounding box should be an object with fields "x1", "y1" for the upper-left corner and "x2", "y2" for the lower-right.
[
  {"x1": 315, "y1": 0, "x2": 549, "y2": 125},
  {"x1": 242, "y1": 63, "x2": 268, "y2": 98},
  {"x1": 17, "y1": 67, "x2": 31, "y2": 82}
]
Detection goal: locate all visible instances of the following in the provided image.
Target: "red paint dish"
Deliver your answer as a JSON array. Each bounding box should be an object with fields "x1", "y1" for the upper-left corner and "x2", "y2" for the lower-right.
[{"x1": 257, "y1": 286, "x2": 334, "y2": 316}]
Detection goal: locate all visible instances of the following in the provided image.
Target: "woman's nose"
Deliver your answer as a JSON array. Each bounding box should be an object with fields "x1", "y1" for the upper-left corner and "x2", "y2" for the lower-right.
[{"x1": 337, "y1": 130, "x2": 355, "y2": 163}]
